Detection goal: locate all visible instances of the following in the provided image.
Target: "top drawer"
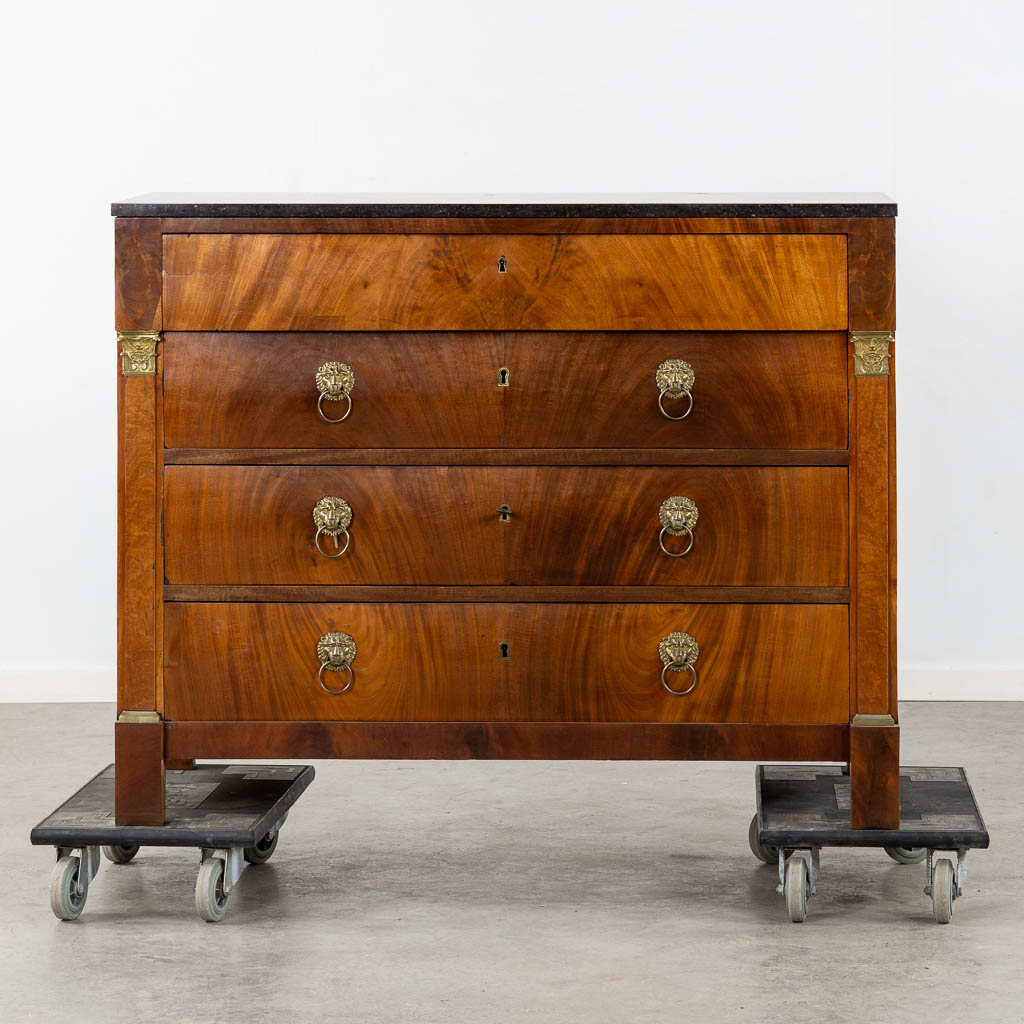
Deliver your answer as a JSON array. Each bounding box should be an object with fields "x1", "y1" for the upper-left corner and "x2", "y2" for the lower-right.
[{"x1": 162, "y1": 233, "x2": 848, "y2": 332}]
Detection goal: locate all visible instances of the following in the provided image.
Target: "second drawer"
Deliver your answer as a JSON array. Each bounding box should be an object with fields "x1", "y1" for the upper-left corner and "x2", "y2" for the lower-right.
[{"x1": 164, "y1": 466, "x2": 848, "y2": 587}]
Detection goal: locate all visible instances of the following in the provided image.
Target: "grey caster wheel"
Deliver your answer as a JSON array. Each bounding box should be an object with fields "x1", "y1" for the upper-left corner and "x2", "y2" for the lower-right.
[
  {"x1": 195, "y1": 857, "x2": 230, "y2": 923},
  {"x1": 103, "y1": 843, "x2": 140, "y2": 865},
  {"x1": 748, "y1": 814, "x2": 779, "y2": 864},
  {"x1": 932, "y1": 858, "x2": 956, "y2": 924},
  {"x1": 784, "y1": 857, "x2": 809, "y2": 923},
  {"x1": 49, "y1": 856, "x2": 88, "y2": 921}
]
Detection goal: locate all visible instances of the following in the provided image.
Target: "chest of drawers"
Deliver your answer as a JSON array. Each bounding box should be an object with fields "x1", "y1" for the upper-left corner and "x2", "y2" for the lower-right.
[{"x1": 111, "y1": 193, "x2": 899, "y2": 831}]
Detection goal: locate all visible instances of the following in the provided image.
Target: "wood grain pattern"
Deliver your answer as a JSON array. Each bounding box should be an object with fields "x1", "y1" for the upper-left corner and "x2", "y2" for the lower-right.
[
  {"x1": 117, "y1": 345, "x2": 162, "y2": 714},
  {"x1": 506, "y1": 331, "x2": 847, "y2": 450},
  {"x1": 163, "y1": 332, "x2": 505, "y2": 449},
  {"x1": 850, "y1": 724, "x2": 900, "y2": 829},
  {"x1": 503, "y1": 234, "x2": 847, "y2": 330},
  {"x1": 163, "y1": 603, "x2": 849, "y2": 724},
  {"x1": 164, "y1": 448, "x2": 850, "y2": 467},
  {"x1": 114, "y1": 722, "x2": 164, "y2": 826},
  {"x1": 165, "y1": 720, "x2": 850, "y2": 762},
  {"x1": 848, "y1": 219, "x2": 895, "y2": 332},
  {"x1": 163, "y1": 331, "x2": 848, "y2": 451},
  {"x1": 162, "y1": 233, "x2": 847, "y2": 331},
  {"x1": 163, "y1": 466, "x2": 848, "y2": 587},
  {"x1": 849, "y1": 355, "x2": 892, "y2": 716},
  {"x1": 114, "y1": 218, "x2": 162, "y2": 330},
  {"x1": 163, "y1": 234, "x2": 504, "y2": 331}
]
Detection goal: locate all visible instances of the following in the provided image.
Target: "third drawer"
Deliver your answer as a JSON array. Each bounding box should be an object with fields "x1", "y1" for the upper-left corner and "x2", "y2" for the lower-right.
[
  {"x1": 163, "y1": 601, "x2": 849, "y2": 723},
  {"x1": 164, "y1": 465, "x2": 848, "y2": 587}
]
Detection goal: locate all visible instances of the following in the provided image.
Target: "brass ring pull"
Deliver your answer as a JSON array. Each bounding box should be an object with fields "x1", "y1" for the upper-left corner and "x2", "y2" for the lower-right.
[
  {"x1": 316, "y1": 362, "x2": 355, "y2": 423},
  {"x1": 317, "y1": 391, "x2": 352, "y2": 423},
  {"x1": 318, "y1": 661, "x2": 353, "y2": 694},
  {"x1": 317, "y1": 631, "x2": 357, "y2": 695},
  {"x1": 315, "y1": 527, "x2": 350, "y2": 558},
  {"x1": 658, "y1": 497, "x2": 699, "y2": 558},
  {"x1": 658, "y1": 389, "x2": 694, "y2": 420},
  {"x1": 313, "y1": 497, "x2": 352, "y2": 559},
  {"x1": 656, "y1": 359, "x2": 695, "y2": 420},
  {"x1": 659, "y1": 631, "x2": 700, "y2": 696}
]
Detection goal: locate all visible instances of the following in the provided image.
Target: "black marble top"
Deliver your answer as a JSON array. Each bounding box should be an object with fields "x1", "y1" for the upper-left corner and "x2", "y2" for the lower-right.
[{"x1": 111, "y1": 192, "x2": 896, "y2": 218}]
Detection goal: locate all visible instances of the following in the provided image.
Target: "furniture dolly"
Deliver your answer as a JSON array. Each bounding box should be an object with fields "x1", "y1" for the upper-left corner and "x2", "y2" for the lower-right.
[
  {"x1": 31, "y1": 764, "x2": 314, "y2": 922},
  {"x1": 751, "y1": 765, "x2": 989, "y2": 923}
]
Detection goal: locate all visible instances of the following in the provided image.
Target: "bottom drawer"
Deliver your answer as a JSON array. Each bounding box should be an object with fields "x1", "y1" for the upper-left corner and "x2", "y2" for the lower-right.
[{"x1": 164, "y1": 603, "x2": 849, "y2": 724}]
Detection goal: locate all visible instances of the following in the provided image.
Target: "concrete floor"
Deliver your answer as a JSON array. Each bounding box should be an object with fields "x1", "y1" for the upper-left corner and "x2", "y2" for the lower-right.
[{"x1": 1, "y1": 703, "x2": 1021, "y2": 1024}]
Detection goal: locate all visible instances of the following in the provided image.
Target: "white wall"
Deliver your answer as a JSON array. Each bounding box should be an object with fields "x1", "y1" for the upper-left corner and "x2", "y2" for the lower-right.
[{"x1": 0, "y1": 0, "x2": 1020, "y2": 701}]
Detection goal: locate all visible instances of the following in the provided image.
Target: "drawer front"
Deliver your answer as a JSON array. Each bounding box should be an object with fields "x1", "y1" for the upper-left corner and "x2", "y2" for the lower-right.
[
  {"x1": 163, "y1": 233, "x2": 847, "y2": 332},
  {"x1": 163, "y1": 331, "x2": 848, "y2": 451},
  {"x1": 164, "y1": 466, "x2": 848, "y2": 587},
  {"x1": 163, "y1": 602, "x2": 849, "y2": 723}
]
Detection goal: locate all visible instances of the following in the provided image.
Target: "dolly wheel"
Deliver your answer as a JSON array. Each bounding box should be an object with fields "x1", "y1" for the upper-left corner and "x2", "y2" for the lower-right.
[
  {"x1": 195, "y1": 858, "x2": 230, "y2": 923},
  {"x1": 747, "y1": 814, "x2": 778, "y2": 864},
  {"x1": 932, "y1": 858, "x2": 956, "y2": 924},
  {"x1": 103, "y1": 843, "x2": 140, "y2": 865},
  {"x1": 884, "y1": 846, "x2": 926, "y2": 865},
  {"x1": 784, "y1": 858, "x2": 808, "y2": 923},
  {"x1": 244, "y1": 829, "x2": 279, "y2": 865},
  {"x1": 50, "y1": 856, "x2": 88, "y2": 921}
]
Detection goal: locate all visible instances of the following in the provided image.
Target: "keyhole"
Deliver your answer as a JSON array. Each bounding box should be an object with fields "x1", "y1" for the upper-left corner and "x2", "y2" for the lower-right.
[
  {"x1": 499, "y1": 642, "x2": 510, "y2": 659},
  {"x1": 497, "y1": 503, "x2": 512, "y2": 523},
  {"x1": 498, "y1": 366, "x2": 510, "y2": 387},
  {"x1": 497, "y1": 255, "x2": 507, "y2": 273}
]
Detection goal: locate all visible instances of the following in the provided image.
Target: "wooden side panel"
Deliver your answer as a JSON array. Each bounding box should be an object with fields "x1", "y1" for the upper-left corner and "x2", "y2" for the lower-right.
[
  {"x1": 504, "y1": 234, "x2": 848, "y2": 330},
  {"x1": 114, "y1": 721, "x2": 164, "y2": 826},
  {"x1": 163, "y1": 234, "x2": 505, "y2": 331},
  {"x1": 163, "y1": 466, "x2": 848, "y2": 587},
  {"x1": 162, "y1": 233, "x2": 847, "y2": 331},
  {"x1": 163, "y1": 603, "x2": 849, "y2": 724},
  {"x1": 847, "y1": 218, "x2": 898, "y2": 830},
  {"x1": 116, "y1": 220, "x2": 163, "y2": 715},
  {"x1": 166, "y1": 721, "x2": 851, "y2": 762}
]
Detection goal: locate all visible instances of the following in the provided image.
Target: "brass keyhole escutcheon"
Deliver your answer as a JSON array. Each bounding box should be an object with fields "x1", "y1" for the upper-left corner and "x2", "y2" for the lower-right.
[
  {"x1": 497, "y1": 255, "x2": 507, "y2": 273},
  {"x1": 499, "y1": 642, "x2": 510, "y2": 660},
  {"x1": 496, "y1": 503, "x2": 512, "y2": 523},
  {"x1": 498, "y1": 367, "x2": 510, "y2": 387}
]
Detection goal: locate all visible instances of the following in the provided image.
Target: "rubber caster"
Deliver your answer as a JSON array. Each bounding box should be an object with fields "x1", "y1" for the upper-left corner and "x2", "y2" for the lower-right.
[
  {"x1": 748, "y1": 814, "x2": 778, "y2": 864},
  {"x1": 50, "y1": 856, "x2": 88, "y2": 921},
  {"x1": 244, "y1": 829, "x2": 279, "y2": 865},
  {"x1": 932, "y1": 857, "x2": 956, "y2": 924},
  {"x1": 102, "y1": 843, "x2": 140, "y2": 865},
  {"x1": 784, "y1": 857, "x2": 808, "y2": 923},
  {"x1": 195, "y1": 857, "x2": 230, "y2": 923},
  {"x1": 884, "y1": 845, "x2": 926, "y2": 865}
]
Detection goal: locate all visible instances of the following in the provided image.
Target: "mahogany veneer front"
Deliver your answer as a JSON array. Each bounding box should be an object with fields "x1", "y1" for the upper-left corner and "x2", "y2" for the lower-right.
[
  {"x1": 164, "y1": 465, "x2": 849, "y2": 587},
  {"x1": 162, "y1": 233, "x2": 848, "y2": 332},
  {"x1": 163, "y1": 330, "x2": 849, "y2": 451},
  {"x1": 163, "y1": 602, "x2": 849, "y2": 724}
]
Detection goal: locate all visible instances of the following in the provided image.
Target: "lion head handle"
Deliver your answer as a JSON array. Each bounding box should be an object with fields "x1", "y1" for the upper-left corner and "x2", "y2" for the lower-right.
[{"x1": 317, "y1": 631, "x2": 357, "y2": 670}]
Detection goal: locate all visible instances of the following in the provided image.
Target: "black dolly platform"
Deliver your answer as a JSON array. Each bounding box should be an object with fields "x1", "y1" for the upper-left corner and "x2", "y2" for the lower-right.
[
  {"x1": 751, "y1": 765, "x2": 989, "y2": 924},
  {"x1": 31, "y1": 763, "x2": 315, "y2": 922}
]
